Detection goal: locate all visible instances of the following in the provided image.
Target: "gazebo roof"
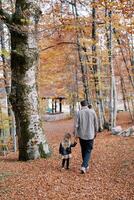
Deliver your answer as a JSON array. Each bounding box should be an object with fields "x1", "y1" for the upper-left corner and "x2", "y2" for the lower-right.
[
  {"x1": 39, "y1": 87, "x2": 66, "y2": 100},
  {"x1": 43, "y1": 96, "x2": 65, "y2": 100}
]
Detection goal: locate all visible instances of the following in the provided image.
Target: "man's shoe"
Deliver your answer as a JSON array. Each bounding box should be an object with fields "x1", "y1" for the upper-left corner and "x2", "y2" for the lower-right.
[
  {"x1": 80, "y1": 167, "x2": 86, "y2": 174},
  {"x1": 86, "y1": 166, "x2": 89, "y2": 172}
]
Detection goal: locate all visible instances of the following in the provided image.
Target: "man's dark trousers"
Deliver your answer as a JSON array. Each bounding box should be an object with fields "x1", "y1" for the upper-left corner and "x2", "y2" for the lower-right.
[{"x1": 79, "y1": 138, "x2": 94, "y2": 168}]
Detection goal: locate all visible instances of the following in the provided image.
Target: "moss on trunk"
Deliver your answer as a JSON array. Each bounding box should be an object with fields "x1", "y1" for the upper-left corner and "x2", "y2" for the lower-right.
[{"x1": 0, "y1": 0, "x2": 50, "y2": 161}]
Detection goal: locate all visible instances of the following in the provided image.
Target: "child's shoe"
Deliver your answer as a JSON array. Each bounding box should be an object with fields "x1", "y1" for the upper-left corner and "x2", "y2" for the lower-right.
[
  {"x1": 61, "y1": 167, "x2": 65, "y2": 171},
  {"x1": 66, "y1": 167, "x2": 70, "y2": 170}
]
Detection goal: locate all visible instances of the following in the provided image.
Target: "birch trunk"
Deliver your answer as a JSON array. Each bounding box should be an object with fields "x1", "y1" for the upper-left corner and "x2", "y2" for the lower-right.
[
  {"x1": 11, "y1": 0, "x2": 50, "y2": 160},
  {"x1": 92, "y1": 1, "x2": 105, "y2": 131},
  {"x1": 130, "y1": 34, "x2": 134, "y2": 81},
  {"x1": 0, "y1": 0, "x2": 50, "y2": 160},
  {"x1": 0, "y1": 22, "x2": 11, "y2": 143},
  {"x1": 108, "y1": 10, "x2": 117, "y2": 129}
]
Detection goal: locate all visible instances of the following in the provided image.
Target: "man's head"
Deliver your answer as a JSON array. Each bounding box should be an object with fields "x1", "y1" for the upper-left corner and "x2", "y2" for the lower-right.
[{"x1": 80, "y1": 100, "x2": 88, "y2": 107}]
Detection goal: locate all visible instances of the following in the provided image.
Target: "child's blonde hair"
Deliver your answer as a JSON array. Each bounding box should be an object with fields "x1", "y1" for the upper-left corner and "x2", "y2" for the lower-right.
[
  {"x1": 62, "y1": 133, "x2": 71, "y2": 148},
  {"x1": 64, "y1": 133, "x2": 71, "y2": 140}
]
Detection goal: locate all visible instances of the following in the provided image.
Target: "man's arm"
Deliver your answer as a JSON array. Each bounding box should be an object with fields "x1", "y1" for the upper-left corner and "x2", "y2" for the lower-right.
[{"x1": 74, "y1": 111, "x2": 80, "y2": 138}]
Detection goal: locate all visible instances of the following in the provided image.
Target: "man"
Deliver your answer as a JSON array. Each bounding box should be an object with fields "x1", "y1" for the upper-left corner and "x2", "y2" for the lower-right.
[{"x1": 75, "y1": 100, "x2": 98, "y2": 174}]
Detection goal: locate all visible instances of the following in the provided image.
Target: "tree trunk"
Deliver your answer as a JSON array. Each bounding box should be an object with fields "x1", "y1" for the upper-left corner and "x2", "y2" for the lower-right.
[
  {"x1": 8, "y1": 0, "x2": 50, "y2": 160},
  {"x1": 73, "y1": 1, "x2": 90, "y2": 103},
  {"x1": 0, "y1": 22, "x2": 11, "y2": 143},
  {"x1": 113, "y1": 28, "x2": 134, "y2": 89},
  {"x1": 92, "y1": 1, "x2": 105, "y2": 131},
  {"x1": 120, "y1": 77, "x2": 128, "y2": 111},
  {"x1": 108, "y1": 10, "x2": 117, "y2": 129}
]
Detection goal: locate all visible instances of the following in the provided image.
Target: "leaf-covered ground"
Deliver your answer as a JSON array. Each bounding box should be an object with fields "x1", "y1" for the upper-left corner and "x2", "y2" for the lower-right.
[{"x1": 0, "y1": 112, "x2": 134, "y2": 200}]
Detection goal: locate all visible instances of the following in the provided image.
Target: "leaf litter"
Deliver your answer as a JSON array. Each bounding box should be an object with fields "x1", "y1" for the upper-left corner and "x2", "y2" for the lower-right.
[{"x1": 0, "y1": 113, "x2": 134, "y2": 200}]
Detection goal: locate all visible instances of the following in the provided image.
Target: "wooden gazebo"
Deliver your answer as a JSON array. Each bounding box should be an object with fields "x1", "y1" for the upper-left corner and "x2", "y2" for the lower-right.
[{"x1": 42, "y1": 96, "x2": 65, "y2": 114}]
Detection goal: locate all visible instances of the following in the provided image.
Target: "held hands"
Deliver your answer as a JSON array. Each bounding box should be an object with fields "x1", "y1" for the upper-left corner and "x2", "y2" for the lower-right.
[
  {"x1": 72, "y1": 131, "x2": 79, "y2": 144},
  {"x1": 74, "y1": 136, "x2": 79, "y2": 143},
  {"x1": 94, "y1": 132, "x2": 97, "y2": 139}
]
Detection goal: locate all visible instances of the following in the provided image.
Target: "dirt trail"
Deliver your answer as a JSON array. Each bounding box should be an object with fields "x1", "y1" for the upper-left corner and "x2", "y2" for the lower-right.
[{"x1": 0, "y1": 113, "x2": 134, "y2": 200}]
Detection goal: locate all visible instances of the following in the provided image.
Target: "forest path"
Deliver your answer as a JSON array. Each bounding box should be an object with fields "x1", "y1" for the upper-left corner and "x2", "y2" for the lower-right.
[{"x1": 0, "y1": 113, "x2": 134, "y2": 200}]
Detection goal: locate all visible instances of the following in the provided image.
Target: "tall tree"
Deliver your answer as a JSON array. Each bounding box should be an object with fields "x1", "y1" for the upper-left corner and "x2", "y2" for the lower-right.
[
  {"x1": 91, "y1": 0, "x2": 106, "y2": 131},
  {"x1": 72, "y1": 0, "x2": 90, "y2": 103},
  {"x1": 0, "y1": 21, "x2": 15, "y2": 151},
  {"x1": 0, "y1": 0, "x2": 50, "y2": 160},
  {"x1": 105, "y1": 2, "x2": 117, "y2": 129}
]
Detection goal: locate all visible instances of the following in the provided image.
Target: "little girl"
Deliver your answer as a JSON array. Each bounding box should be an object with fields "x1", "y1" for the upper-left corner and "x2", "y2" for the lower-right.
[{"x1": 59, "y1": 132, "x2": 77, "y2": 170}]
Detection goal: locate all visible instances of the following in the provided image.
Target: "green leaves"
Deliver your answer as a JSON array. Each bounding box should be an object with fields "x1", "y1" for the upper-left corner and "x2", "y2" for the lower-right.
[{"x1": 0, "y1": 49, "x2": 10, "y2": 58}]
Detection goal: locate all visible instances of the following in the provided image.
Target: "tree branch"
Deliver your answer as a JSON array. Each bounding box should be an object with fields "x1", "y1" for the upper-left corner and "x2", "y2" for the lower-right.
[{"x1": 41, "y1": 41, "x2": 76, "y2": 51}]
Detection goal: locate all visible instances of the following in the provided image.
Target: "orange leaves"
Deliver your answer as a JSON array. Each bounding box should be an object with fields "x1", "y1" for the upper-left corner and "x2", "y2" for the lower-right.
[
  {"x1": 37, "y1": 0, "x2": 134, "y2": 105},
  {"x1": 0, "y1": 115, "x2": 134, "y2": 200}
]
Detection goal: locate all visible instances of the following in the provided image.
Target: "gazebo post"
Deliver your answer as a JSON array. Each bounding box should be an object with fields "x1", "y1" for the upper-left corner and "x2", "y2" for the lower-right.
[
  {"x1": 43, "y1": 96, "x2": 65, "y2": 114},
  {"x1": 55, "y1": 99, "x2": 57, "y2": 113},
  {"x1": 52, "y1": 99, "x2": 54, "y2": 113},
  {"x1": 59, "y1": 98, "x2": 62, "y2": 113}
]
